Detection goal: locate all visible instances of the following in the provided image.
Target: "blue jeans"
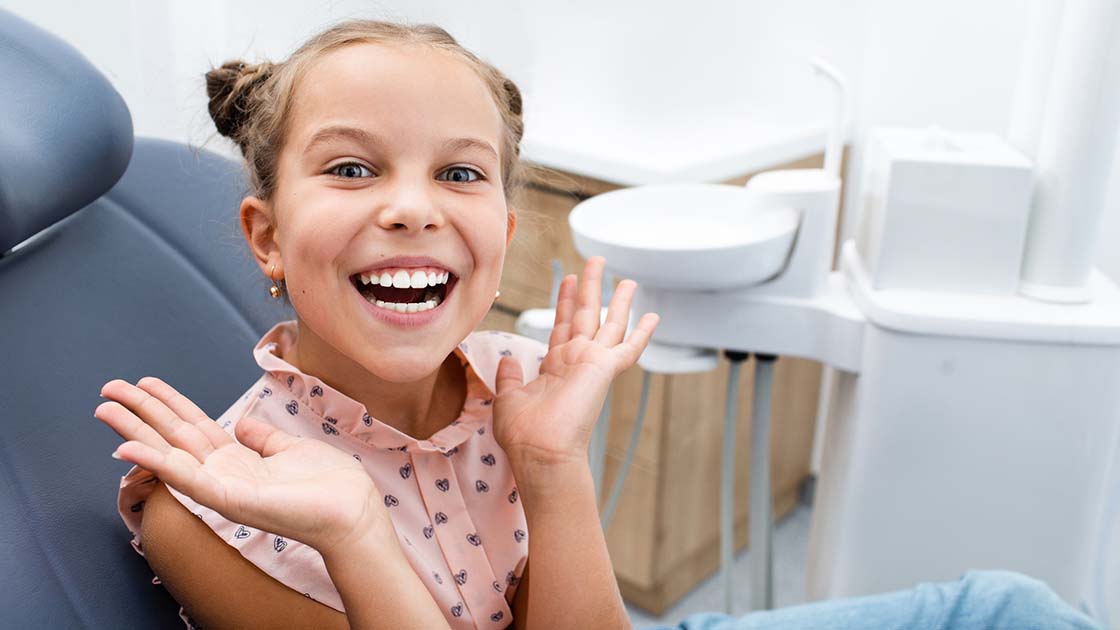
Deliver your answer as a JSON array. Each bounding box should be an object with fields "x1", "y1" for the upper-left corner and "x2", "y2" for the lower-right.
[{"x1": 649, "y1": 571, "x2": 1100, "y2": 630}]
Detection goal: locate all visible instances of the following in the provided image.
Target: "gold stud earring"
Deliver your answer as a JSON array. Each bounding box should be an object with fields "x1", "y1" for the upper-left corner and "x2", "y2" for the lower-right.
[
  {"x1": 494, "y1": 289, "x2": 501, "y2": 301},
  {"x1": 269, "y1": 264, "x2": 283, "y2": 299}
]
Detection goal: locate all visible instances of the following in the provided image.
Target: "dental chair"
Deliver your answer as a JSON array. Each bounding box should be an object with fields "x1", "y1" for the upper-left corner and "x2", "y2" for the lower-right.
[{"x1": 0, "y1": 10, "x2": 292, "y2": 627}]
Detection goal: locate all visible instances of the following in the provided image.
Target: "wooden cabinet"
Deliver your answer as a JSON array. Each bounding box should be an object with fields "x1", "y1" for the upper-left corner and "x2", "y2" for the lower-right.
[{"x1": 475, "y1": 151, "x2": 847, "y2": 615}]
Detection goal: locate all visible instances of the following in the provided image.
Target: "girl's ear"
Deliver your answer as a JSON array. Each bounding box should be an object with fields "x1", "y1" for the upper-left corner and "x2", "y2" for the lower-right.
[
  {"x1": 506, "y1": 207, "x2": 518, "y2": 248},
  {"x1": 240, "y1": 196, "x2": 283, "y2": 277}
]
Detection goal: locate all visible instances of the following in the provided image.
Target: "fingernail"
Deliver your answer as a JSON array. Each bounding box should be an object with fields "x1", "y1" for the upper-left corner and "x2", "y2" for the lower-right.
[{"x1": 111, "y1": 450, "x2": 121, "y2": 460}]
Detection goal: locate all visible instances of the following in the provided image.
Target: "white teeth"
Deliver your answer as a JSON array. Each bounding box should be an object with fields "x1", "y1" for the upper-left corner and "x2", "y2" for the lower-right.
[
  {"x1": 371, "y1": 295, "x2": 442, "y2": 313},
  {"x1": 357, "y1": 268, "x2": 452, "y2": 287}
]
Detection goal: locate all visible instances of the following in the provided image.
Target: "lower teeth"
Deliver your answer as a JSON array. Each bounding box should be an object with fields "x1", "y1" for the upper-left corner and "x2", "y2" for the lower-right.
[{"x1": 369, "y1": 295, "x2": 442, "y2": 313}]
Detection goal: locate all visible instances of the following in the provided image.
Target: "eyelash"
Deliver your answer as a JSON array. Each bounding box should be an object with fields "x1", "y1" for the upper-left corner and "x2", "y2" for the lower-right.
[{"x1": 326, "y1": 162, "x2": 486, "y2": 183}]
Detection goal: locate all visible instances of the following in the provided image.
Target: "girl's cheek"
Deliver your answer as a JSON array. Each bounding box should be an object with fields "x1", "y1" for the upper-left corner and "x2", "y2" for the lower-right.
[{"x1": 291, "y1": 208, "x2": 353, "y2": 259}]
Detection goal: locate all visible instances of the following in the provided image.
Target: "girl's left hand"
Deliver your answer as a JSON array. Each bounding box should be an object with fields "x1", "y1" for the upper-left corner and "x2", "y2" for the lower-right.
[{"x1": 492, "y1": 256, "x2": 660, "y2": 469}]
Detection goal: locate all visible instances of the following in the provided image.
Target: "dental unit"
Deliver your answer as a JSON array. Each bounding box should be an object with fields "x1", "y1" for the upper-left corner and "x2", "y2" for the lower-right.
[{"x1": 517, "y1": 0, "x2": 1120, "y2": 620}]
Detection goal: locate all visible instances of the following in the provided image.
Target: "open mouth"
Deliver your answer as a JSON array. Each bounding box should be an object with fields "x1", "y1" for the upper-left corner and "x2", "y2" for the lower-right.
[{"x1": 350, "y1": 270, "x2": 458, "y2": 314}]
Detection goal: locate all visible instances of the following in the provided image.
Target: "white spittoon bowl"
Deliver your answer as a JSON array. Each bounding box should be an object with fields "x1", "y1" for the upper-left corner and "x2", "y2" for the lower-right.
[{"x1": 569, "y1": 184, "x2": 800, "y2": 291}]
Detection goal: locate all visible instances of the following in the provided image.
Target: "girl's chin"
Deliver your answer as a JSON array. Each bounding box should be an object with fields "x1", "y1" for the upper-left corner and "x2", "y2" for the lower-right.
[{"x1": 349, "y1": 339, "x2": 459, "y2": 381}]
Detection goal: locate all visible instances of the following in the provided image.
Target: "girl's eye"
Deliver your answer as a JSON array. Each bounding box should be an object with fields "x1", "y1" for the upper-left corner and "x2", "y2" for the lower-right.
[
  {"x1": 328, "y1": 162, "x2": 373, "y2": 179},
  {"x1": 437, "y1": 166, "x2": 484, "y2": 183}
]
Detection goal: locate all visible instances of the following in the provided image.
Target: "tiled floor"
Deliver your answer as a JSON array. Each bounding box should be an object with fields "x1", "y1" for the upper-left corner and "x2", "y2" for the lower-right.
[{"x1": 626, "y1": 504, "x2": 813, "y2": 629}]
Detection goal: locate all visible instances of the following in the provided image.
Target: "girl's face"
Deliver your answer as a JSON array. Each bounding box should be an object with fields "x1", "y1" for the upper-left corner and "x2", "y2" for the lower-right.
[{"x1": 258, "y1": 42, "x2": 514, "y2": 383}]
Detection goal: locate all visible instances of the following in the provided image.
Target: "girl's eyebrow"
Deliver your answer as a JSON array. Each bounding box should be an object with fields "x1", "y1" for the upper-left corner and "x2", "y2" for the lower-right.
[
  {"x1": 303, "y1": 125, "x2": 381, "y2": 153},
  {"x1": 302, "y1": 125, "x2": 498, "y2": 162},
  {"x1": 441, "y1": 137, "x2": 499, "y2": 162}
]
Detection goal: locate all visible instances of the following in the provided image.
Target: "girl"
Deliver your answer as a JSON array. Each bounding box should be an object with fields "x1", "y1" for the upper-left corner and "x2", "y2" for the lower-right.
[
  {"x1": 91, "y1": 17, "x2": 1100, "y2": 630},
  {"x1": 95, "y1": 19, "x2": 657, "y2": 630}
]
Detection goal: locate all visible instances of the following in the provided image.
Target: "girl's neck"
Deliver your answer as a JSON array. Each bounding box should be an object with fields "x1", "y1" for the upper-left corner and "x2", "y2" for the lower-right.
[{"x1": 285, "y1": 320, "x2": 467, "y2": 441}]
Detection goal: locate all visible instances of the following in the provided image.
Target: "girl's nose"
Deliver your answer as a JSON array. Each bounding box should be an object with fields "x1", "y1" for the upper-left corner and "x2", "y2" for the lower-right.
[{"x1": 376, "y1": 176, "x2": 445, "y2": 233}]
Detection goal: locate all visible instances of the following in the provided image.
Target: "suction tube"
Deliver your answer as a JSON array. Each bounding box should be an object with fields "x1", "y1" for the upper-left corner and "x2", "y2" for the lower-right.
[
  {"x1": 719, "y1": 353, "x2": 749, "y2": 613},
  {"x1": 720, "y1": 352, "x2": 778, "y2": 614},
  {"x1": 600, "y1": 370, "x2": 652, "y2": 530},
  {"x1": 748, "y1": 354, "x2": 777, "y2": 611},
  {"x1": 601, "y1": 354, "x2": 780, "y2": 615}
]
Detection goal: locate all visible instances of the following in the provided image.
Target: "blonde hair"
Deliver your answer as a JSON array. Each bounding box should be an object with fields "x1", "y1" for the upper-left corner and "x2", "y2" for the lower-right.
[{"x1": 204, "y1": 19, "x2": 526, "y2": 202}]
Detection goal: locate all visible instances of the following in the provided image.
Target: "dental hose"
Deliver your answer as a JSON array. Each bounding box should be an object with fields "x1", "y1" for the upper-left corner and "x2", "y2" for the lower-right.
[
  {"x1": 747, "y1": 353, "x2": 777, "y2": 612},
  {"x1": 721, "y1": 351, "x2": 778, "y2": 614},
  {"x1": 597, "y1": 351, "x2": 779, "y2": 616},
  {"x1": 721, "y1": 351, "x2": 750, "y2": 614},
  {"x1": 600, "y1": 370, "x2": 653, "y2": 530}
]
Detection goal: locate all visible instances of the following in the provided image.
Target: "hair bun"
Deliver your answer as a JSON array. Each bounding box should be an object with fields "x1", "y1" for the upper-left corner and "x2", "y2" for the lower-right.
[{"x1": 205, "y1": 59, "x2": 274, "y2": 142}]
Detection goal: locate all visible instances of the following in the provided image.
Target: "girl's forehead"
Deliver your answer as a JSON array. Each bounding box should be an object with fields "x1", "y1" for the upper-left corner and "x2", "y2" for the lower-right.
[{"x1": 287, "y1": 42, "x2": 504, "y2": 152}]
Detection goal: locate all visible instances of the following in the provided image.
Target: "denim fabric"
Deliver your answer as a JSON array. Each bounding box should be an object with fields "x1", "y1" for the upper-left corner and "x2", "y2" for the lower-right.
[{"x1": 648, "y1": 571, "x2": 1100, "y2": 630}]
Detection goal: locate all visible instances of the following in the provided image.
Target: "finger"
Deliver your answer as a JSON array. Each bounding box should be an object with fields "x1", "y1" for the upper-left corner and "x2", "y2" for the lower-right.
[
  {"x1": 571, "y1": 257, "x2": 605, "y2": 340},
  {"x1": 136, "y1": 377, "x2": 234, "y2": 450},
  {"x1": 114, "y1": 440, "x2": 227, "y2": 508},
  {"x1": 100, "y1": 379, "x2": 215, "y2": 460},
  {"x1": 594, "y1": 279, "x2": 637, "y2": 347},
  {"x1": 95, "y1": 400, "x2": 175, "y2": 456},
  {"x1": 234, "y1": 415, "x2": 301, "y2": 458},
  {"x1": 611, "y1": 312, "x2": 661, "y2": 370},
  {"x1": 494, "y1": 356, "x2": 525, "y2": 396},
  {"x1": 549, "y1": 274, "x2": 578, "y2": 348}
]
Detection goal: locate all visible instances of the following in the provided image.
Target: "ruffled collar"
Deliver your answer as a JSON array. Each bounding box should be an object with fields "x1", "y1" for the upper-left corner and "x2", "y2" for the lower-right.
[{"x1": 251, "y1": 320, "x2": 495, "y2": 453}]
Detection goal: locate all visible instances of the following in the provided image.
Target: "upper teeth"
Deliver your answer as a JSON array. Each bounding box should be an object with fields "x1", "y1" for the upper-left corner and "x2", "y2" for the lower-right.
[{"x1": 358, "y1": 268, "x2": 450, "y2": 289}]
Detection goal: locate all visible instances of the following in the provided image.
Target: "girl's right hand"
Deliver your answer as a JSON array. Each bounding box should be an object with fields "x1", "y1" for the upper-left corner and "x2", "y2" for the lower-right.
[{"x1": 96, "y1": 377, "x2": 395, "y2": 556}]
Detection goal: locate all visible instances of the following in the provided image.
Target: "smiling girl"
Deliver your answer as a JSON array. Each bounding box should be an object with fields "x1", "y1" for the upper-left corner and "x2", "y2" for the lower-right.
[{"x1": 94, "y1": 20, "x2": 658, "y2": 630}]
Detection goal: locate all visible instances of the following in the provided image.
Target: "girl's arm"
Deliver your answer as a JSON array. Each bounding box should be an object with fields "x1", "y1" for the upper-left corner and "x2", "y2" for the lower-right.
[
  {"x1": 511, "y1": 455, "x2": 631, "y2": 630},
  {"x1": 489, "y1": 257, "x2": 659, "y2": 630},
  {"x1": 140, "y1": 479, "x2": 446, "y2": 630},
  {"x1": 321, "y1": 519, "x2": 451, "y2": 630},
  {"x1": 96, "y1": 378, "x2": 451, "y2": 629}
]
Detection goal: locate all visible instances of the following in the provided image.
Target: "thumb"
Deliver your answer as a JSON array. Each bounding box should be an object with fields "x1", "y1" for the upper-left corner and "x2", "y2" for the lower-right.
[
  {"x1": 495, "y1": 356, "x2": 525, "y2": 396},
  {"x1": 234, "y1": 415, "x2": 300, "y2": 457}
]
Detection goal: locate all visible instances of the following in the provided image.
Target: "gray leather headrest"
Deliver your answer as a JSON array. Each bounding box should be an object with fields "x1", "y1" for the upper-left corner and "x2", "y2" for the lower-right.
[{"x1": 0, "y1": 9, "x2": 133, "y2": 252}]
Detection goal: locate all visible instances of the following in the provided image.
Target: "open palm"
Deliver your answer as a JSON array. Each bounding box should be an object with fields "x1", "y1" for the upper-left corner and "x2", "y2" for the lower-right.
[
  {"x1": 96, "y1": 378, "x2": 390, "y2": 554},
  {"x1": 492, "y1": 256, "x2": 660, "y2": 467}
]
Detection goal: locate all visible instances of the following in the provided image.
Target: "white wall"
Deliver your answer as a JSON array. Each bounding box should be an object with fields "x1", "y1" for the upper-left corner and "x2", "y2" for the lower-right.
[
  {"x1": 0, "y1": 0, "x2": 533, "y2": 157},
  {"x1": 3, "y1": 0, "x2": 1117, "y2": 281}
]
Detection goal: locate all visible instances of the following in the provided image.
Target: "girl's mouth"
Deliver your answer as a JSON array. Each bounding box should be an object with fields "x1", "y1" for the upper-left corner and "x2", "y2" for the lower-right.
[{"x1": 350, "y1": 270, "x2": 458, "y2": 314}]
